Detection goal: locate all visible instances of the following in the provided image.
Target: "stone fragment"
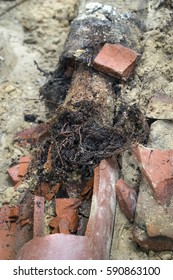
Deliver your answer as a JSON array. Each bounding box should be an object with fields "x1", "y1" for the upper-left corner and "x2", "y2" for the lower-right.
[
  {"x1": 93, "y1": 43, "x2": 140, "y2": 80},
  {"x1": 133, "y1": 178, "x2": 173, "y2": 251},
  {"x1": 133, "y1": 144, "x2": 173, "y2": 205},
  {"x1": 160, "y1": 253, "x2": 172, "y2": 260},
  {"x1": 148, "y1": 120, "x2": 173, "y2": 150},
  {"x1": 116, "y1": 178, "x2": 137, "y2": 221},
  {"x1": 146, "y1": 93, "x2": 173, "y2": 120}
]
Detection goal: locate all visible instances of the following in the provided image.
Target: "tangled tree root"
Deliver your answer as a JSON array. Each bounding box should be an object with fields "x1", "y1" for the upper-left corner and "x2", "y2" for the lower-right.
[{"x1": 30, "y1": 99, "x2": 148, "y2": 189}]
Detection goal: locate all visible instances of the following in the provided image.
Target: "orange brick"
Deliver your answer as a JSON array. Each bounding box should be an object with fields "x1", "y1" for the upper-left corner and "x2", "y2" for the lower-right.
[
  {"x1": 8, "y1": 206, "x2": 20, "y2": 221},
  {"x1": 33, "y1": 196, "x2": 45, "y2": 237},
  {"x1": 133, "y1": 144, "x2": 173, "y2": 205},
  {"x1": 18, "y1": 156, "x2": 31, "y2": 177},
  {"x1": 116, "y1": 178, "x2": 137, "y2": 221},
  {"x1": 7, "y1": 165, "x2": 21, "y2": 184},
  {"x1": 93, "y1": 43, "x2": 140, "y2": 80}
]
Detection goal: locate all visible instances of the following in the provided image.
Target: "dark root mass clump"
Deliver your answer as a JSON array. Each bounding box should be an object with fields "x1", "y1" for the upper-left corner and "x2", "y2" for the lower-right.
[{"x1": 31, "y1": 99, "x2": 147, "y2": 186}]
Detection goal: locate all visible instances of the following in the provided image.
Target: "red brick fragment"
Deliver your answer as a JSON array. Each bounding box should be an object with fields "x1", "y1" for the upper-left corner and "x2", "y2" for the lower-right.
[
  {"x1": 7, "y1": 156, "x2": 31, "y2": 186},
  {"x1": 7, "y1": 165, "x2": 21, "y2": 184},
  {"x1": 46, "y1": 183, "x2": 61, "y2": 201},
  {"x1": 93, "y1": 43, "x2": 140, "y2": 80},
  {"x1": 37, "y1": 182, "x2": 50, "y2": 197},
  {"x1": 43, "y1": 146, "x2": 52, "y2": 172},
  {"x1": 56, "y1": 198, "x2": 81, "y2": 233},
  {"x1": 80, "y1": 177, "x2": 94, "y2": 198},
  {"x1": 20, "y1": 218, "x2": 31, "y2": 227},
  {"x1": 133, "y1": 144, "x2": 173, "y2": 205},
  {"x1": 49, "y1": 198, "x2": 81, "y2": 234},
  {"x1": 0, "y1": 193, "x2": 34, "y2": 259},
  {"x1": 49, "y1": 218, "x2": 59, "y2": 233},
  {"x1": 33, "y1": 196, "x2": 44, "y2": 237},
  {"x1": 8, "y1": 206, "x2": 20, "y2": 221},
  {"x1": 18, "y1": 156, "x2": 31, "y2": 177},
  {"x1": 15, "y1": 124, "x2": 48, "y2": 144},
  {"x1": 37, "y1": 182, "x2": 61, "y2": 201},
  {"x1": 116, "y1": 178, "x2": 137, "y2": 221},
  {"x1": 59, "y1": 220, "x2": 70, "y2": 234},
  {"x1": 85, "y1": 158, "x2": 119, "y2": 259}
]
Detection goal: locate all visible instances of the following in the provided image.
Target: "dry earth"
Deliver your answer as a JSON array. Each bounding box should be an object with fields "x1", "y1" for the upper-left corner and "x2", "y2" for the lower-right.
[{"x1": 0, "y1": 0, "x2": 173, "y2": 259}]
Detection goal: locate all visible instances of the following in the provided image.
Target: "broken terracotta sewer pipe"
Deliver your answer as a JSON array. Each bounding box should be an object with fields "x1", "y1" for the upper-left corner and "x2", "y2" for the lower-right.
[
  {"x1": 17, "y1": 158, "x2": 119, "y2": 260},
  {"x1": 17, "y1": 0, "x2": 144, "y2": 259}
]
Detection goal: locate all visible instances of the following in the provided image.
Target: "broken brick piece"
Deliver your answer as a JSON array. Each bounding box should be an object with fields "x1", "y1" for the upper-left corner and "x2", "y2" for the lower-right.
[
  {"x1": 7, "y1": 156, "x2": 31, "y2": 186},
  {"x1": 93, "y1": 43, "x2": 140, "y2": 80},
  {"x1": 17, "y1": 158, "x2": 119, "y2": 260},
  {"x1": 7, "y1": 165, "x2": 21, "y2": 184},
  {"x1": 45, "y1": 183, "x2": 61, "y2": 201},
  {"x1": 18, "y1": 156, "x2": 31, "y2": 177},
  {"x1": 43, "y1": 146, "x2": 52, "y2": 172},
  {"x1": 49, "y1": 198, "x2": 81, "y2": 235},
  {"x1": 133, "y1": 144, "x2": 173, "y2": 205},
  {"x1": 15, "y1": 124, "x2": 48, "y2": 144},
  {"x1": 116, "y1": 178, "x2": 137, "y2": 221},
  {"x1": 0, "y1": 193, "x2": 34, "y2": 260},
  {"x1": 37, "y1": 182, "x2": 50, "y2": 197},
  {"x1": 55, "y1": 198, "x2": 81, "y2": 233},
  {"x1": 85, "y1": 158, "x2": 119, "y2": 259},
  {"x1": 20, "y1": 218, "x2": 31, "y2": 227},
  {"x1": 8, "y1": 206, "x2": 20, "y2": 221},
  {"x1": 49, "y1": 217, "x2": 59, "y2": 232},
  {"x1": 80, "y1": 177, "x2": 94, "y2": 198},
  {"x1": 59, "y1": 220, "x2": 70, "y2": 234},
  {"x1": 33, "y1": 196, "x2": 44, "y2": 237},
  {"x1": 37, "y1": 182, "x2": 60, "y2": 200}
]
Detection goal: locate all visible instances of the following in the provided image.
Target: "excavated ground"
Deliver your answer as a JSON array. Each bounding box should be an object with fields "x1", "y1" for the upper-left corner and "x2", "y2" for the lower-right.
[{"x1": 0, "y1": 0, "x2": 173, "y2": 260}]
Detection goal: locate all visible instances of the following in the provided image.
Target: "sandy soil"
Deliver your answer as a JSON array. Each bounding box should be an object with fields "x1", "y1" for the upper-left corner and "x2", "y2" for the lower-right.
[{"x1": 0, "y1": 0, "x2": 173, "y2": 260}]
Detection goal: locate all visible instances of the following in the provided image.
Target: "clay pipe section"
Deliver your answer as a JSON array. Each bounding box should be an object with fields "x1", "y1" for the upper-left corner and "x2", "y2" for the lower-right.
[
  {"x1": 85, "y1": 157, "x2": 119, "y2": 259},
  {"x1": 16, "y1": 158, "x2": 119, "y2": 260}
]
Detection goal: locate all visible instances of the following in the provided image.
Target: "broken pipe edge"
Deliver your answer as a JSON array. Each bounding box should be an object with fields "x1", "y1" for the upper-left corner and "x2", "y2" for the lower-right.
[{"x1": 16, "y1": 157, "x2": 119, "y2": 260}]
